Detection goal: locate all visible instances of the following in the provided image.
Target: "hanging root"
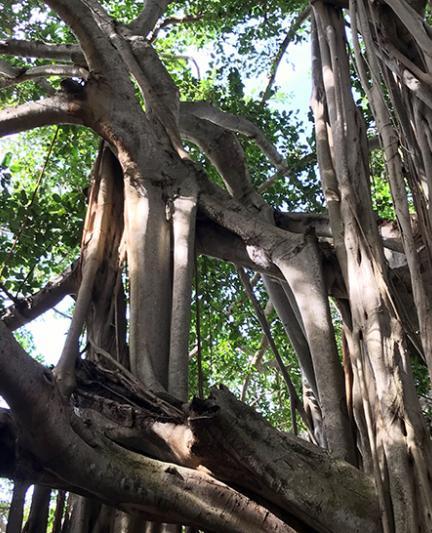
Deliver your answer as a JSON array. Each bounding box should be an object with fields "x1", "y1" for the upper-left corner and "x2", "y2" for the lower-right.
[
  {"x1": 272, "y1": 236, "x2": 356, "y2": 464},
  {"x1": 54, "y1": 145, "x2": 114, "y2": 397},
  {"x1": 168, "y1": 186, "x2": 197, "y2": 401}
]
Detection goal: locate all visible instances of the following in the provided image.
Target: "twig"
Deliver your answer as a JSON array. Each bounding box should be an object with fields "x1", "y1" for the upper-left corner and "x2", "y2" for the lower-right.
[
  {"x1": 53, "y1": 307, "x2": 73, "y2": 320},
  {"x1": 150, "y1": 13, "x2": 205, "y2": 42},
  {"x1": 260, "y1": 7, "x2": 311, "y2": 106}
]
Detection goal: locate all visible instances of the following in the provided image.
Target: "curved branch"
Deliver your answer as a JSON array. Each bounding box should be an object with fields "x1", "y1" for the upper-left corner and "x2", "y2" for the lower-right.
[
  {"x1": 129, "y1": 41, "x2": 186, "y2": 156},
  {"x1": 180, "y1": 112, "x2": 255, "y2": 199},
  {"x1": 0, "y1": 325, "x2": 380, "y2": 533},
  {"x1": 0, "y1": 323, "x2": 292, "y2": 532},
  {"x1": 128, "y1": 0, "x2": 173, "y2": 36},
  {"x1": 151, "y1": 13, "x2": 205, "y2": 42},
  {"x1": 195, "y1": 217, "x2": 283, "y2": 278},
  {"x1": 0, "y1": 63, "x2": 88, "y2": 90},
  {"x1": 181, "y1": 101, "x2": 299, "y2": 180},
  {"x1": 43, "y1": 0, "x2": 117, "y2": 72},
  {"x1": 0, "y1": 94, "x2": 85, "y2": 137}
]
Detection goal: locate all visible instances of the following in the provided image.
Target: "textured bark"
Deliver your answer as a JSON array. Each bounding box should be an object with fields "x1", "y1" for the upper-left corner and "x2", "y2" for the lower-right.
[
  {"x1": 311, "y1": 3, "x2": 432, "y2": 530},
  {"x1": 85, "y1": 145, "x2": 128, "y2": 368},
  {"x1": 2, "y1": 0, "x2": 432, "y2": 531},
  {"x1": 54, "y1": 144, "x2": 120, "y2": 396},
  {"x1": 0, "y1": 338, "x2": 379, "y2": 533},
  {"x1": 168, "y1": 190, "x2": 197, "y2": 400},
  {"x1": 124, "y1": 178, "x2": 172, "y2": 391}
]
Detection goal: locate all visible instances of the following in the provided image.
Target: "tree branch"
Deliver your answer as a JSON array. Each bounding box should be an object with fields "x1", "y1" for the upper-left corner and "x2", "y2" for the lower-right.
[
  {"x1": 128, "y1": 0, "x2": 173, "y2": 36},
  {"x1": 0, "y1": 38, "x2": 83, "y2": 63},
  {"x1": 43, "y1": 0, "x2": 118, "y2": 73},
  {"x1": 195, "y1": 217, "x2": 283, "y2": 278},
  {"x1": 0, "y1": 324, "x2": 293, "y2": 531},
  {"x1": 261, "y1": 7, "x2": 311, "y2": 105},
  {"x1": 180, "y1": 112, "x2": 255, "y2": 199},
  {"x1": 1, "y1": 262, "x2": 78, "y2": 331},
  {"x1": 0, "y1": 63, "x2": 88, "y2": 90},
  {"x1": 181, "y1": 101, "x2": 301, "y2": 182},
  {"x1": 0, "y1": 327, "x2": 380, "y2": 533},
  {"x1": 0, "y1": 94, "x2": 85, "y2": 138},
  {"x1": 150, "y1": 13, "x2": 205, "y2": 42},
  {"x1": 237, "y1": 267, "x2": 312, "y2": 437}
]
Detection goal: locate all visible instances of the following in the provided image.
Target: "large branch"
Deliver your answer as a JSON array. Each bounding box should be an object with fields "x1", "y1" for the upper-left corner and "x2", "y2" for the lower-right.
[
  {"x1": 43, "y1": 0, "x2": 118, "y2": 73},
  {"x1": 181, "y1": 101, "x2": 292, "y2": 174},
  {"x1": 0, "y1": 324, "x2": 380, "y2": 532},
  {"x1": 180, "y1": 112, "x2": 255, "y2": 199},
  {"x1": 0, "y1": 39, "x2": 83, "y2": 63},
  {"x1": 128, "y1": 0, "x2": 174, "y2": 36},
  {"x1": 0, "y1": 323, "x2": 291, "y2": 532},
  {"x1": 0, "y1": 94, "x2": 85, "y2": 137}
]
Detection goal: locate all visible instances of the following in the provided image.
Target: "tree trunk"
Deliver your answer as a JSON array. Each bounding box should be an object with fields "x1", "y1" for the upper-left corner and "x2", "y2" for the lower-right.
[
  {"x1": 6, "y1": 482, "x2": 28, "y2": 533},
  {"x1": 22, "y1": 486, "x2": 51, "y2": 533}
]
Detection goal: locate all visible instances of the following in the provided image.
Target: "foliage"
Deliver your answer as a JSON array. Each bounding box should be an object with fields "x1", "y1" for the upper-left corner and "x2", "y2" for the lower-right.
[{"x1": 0, "y1": 480, "x2": 12, "y2": 529}]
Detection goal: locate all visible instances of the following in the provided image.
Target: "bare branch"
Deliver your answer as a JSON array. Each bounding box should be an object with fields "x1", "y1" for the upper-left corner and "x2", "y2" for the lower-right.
[
  {"x1": 0, "y1": 38, "x2": 83, "y2": 63},
  {"x1": 181, "y1": 101, "x2": 299, "y2": 179},
  {"x1": 0, "y1": 94, "x2": 85, "y2": 138},
  {"x1": 127, "y1": 40, "x2": 186, "y2": 157},
  {"x1": 0, "y1": 63, "x2": 88, "y2": 90},
  {"x1": 128, "y1": 0, "x2": 173, "y2": 36},
  {"x1": 151, "y1": 13, "x2": 205, "y2": 42},
  {"x1": 237, "y1": 267, "x2": 313, "y2": 437},
  {"x1": 195, "y1": 217, "x2": 283, "y2": 278},
  {"x1": 261, "y1": 7, "x2": 311, "y2": 105},
  {"x1": 0, "y1": 322, "x2": 380, "y2": 533},
  {"x1": 0, "y1": 325, "x2": 293, "y2": 532},
  {"x1": 1, "y1": 263, "x2": 78, "y2": 331},
  {"x1": 180, "y1": 111, "x2": 255, "y2": 199}
]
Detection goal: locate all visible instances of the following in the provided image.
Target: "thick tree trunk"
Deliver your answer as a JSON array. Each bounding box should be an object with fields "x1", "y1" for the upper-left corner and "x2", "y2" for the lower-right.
[{"x1": 0, "y1": 325, "x2": 380, "y2": 532}]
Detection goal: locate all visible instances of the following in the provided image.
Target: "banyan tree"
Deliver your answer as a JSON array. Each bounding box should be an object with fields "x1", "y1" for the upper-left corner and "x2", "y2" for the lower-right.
[{"x1": 1, "y1": 0, "x2": 432, "y2": 531}]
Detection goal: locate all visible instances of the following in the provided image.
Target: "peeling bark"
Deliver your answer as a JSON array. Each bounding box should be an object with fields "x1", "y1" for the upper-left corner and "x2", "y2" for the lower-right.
[{"x1": 311, "y1": 3, "x2": 432, "y2": 529}]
